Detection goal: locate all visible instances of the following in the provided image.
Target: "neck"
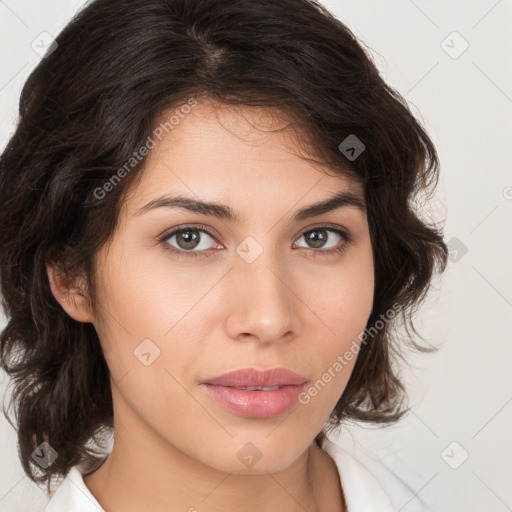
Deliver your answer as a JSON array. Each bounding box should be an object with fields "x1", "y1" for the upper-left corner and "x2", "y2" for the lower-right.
[{"x1": 83, "y1": 396, "x2": 344, "y2": 511}]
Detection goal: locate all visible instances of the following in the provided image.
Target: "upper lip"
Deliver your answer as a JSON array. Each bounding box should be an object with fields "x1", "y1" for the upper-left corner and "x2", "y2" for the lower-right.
[{"x1": 201, "y1": 367, "x2": 308, "y2": 387}]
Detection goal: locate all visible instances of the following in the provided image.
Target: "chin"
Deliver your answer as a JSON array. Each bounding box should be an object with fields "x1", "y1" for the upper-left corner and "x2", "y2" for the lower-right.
[{"x1": 206, "y1": 439, "x2": 306, "y2": 476}]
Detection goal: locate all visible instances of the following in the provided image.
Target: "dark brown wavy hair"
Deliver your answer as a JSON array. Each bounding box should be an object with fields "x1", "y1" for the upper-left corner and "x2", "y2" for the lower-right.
[{"x1": 0, "y1": 0, "x2": 448, "y2": 495}]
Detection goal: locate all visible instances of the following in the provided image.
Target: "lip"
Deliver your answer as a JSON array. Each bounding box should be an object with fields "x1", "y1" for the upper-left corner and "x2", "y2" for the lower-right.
[
  {"x1": 201, "y1": 367, "x2": 308, "y2": 387},
  {"x1": 200, "y1": 367, "x2": 308, "y2": 419}
]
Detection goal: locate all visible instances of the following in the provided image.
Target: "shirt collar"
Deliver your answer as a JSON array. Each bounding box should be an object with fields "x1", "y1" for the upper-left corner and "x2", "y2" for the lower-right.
[
  {"x1": 44, "y1": 460, "x2": 104, "y2": 512},
  {"x1": 321, "y1": 436, "x2": 395, "y2": 511}
]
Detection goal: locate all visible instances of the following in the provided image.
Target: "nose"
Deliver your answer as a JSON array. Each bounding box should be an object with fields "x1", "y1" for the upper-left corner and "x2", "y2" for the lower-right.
[{"x1": 224, "y1": 251, "x2": 301, "y2": 345}]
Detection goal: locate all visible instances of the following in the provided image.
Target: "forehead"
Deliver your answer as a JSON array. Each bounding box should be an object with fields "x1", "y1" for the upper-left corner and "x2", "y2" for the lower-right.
[{"x1": 123, "y1": 100, "x2": 364, "y2": 215}]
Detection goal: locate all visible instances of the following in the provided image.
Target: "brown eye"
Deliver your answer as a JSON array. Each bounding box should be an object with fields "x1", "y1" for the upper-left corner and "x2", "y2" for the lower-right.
[
  {"x1": 292, "y1": 225, "x2": 354, "y2": 258},
  {"x1": 296, "y1": 227, "x2": 345, "y2": 250},
  {"x1": 160, "y1": 225, "x2": 219, "y2": 258}
]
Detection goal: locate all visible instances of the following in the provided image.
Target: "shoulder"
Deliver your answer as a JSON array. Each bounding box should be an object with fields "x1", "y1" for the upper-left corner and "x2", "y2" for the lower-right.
[{"x1": 321, "y1": 436, "x2": 428, "y2": 512}]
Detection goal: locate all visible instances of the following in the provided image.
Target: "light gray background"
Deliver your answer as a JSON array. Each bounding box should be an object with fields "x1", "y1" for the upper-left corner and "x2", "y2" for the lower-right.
[{"x1": 1, "y1": 1, "x2": 511, "y2": 511}]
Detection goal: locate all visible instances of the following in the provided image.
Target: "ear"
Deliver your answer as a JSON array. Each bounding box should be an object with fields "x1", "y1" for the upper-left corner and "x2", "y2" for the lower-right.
[{"x1": 46, "y1": 263, "x2": 94, "y2": 323}]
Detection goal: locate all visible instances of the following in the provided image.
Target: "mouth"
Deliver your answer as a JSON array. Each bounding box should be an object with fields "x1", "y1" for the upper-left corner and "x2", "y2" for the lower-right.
[{"x1": 200, "y1": 367, "x2": 309, "y2": 418}]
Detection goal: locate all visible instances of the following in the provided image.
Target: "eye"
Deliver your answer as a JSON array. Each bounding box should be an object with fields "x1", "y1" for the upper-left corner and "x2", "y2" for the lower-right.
[
  {"x1": 293, "y1": 225, "x2": 353, "y2": 256},
  {"x1": 158, "y1": 224, "x2": 353, "y2": 260},
  {"x1": 159, "y1": 225, "x2": 220, "y2": 259}
]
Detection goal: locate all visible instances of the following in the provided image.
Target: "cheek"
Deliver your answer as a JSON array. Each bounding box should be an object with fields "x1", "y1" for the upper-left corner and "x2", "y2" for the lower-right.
[
  {"x1": 305, "y1": 244, "x2": 374, "y2": 338},
  {"x1": 95, "y1": 241, "x2": 208, "y2": 336},
  {"x1": 92, "y1": 246, "x2": 213, "y2": 387},
  {"x1": 288, "y1": 245, "x2": 374, "y2": 415}
]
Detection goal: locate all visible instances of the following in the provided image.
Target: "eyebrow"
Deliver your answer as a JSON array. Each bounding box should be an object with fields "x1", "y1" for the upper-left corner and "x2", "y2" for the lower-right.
[{"x1": 134, "y1": 189, "x2": 366, "y2": 222}]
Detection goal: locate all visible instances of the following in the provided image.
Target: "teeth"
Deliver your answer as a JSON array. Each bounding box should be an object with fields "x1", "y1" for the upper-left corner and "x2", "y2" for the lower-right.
[{"x1": 234, "y1": 386, "x2": 280, "y2": 391}]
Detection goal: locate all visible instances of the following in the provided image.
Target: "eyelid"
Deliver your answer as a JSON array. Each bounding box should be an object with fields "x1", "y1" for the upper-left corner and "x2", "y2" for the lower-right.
[
  {"x1": 292, "y1": 222, "x2": 353, "y2": 244},
  {"x1": 157, "y1": 223, "x2": 220, "y2": 245}
]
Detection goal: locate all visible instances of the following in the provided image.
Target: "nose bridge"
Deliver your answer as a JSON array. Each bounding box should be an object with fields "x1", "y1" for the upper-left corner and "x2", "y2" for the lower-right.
[{"x1": 226, "y1": 242, "x2": 298, "y2": 342}]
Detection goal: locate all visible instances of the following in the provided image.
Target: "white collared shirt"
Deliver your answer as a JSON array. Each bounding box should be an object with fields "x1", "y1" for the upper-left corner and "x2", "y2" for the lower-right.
[{"x1": 42, "y1": 437, "x2": 423, "y2": 511}]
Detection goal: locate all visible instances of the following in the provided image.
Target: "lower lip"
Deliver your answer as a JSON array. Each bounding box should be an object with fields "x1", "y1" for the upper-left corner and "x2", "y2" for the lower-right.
[{"x1": 201, "y1": 383, "x2": 307, "y2": 418}]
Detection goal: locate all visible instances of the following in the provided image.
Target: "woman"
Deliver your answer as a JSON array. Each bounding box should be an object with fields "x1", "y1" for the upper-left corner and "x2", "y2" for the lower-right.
[{"x1": 0, "y1": 0, "x2": 448, "y2": 510}]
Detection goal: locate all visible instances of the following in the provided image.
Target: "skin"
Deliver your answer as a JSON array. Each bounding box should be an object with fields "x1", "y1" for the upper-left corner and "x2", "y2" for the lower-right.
[{"x1": 47, "y1": 99, "x2": 374, "y2": 512}]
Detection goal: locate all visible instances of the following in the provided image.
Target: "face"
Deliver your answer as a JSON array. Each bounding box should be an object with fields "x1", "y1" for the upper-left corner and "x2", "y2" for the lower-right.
[{"x1": 84, "y1": 101, "x2": 374, "y2": 474}]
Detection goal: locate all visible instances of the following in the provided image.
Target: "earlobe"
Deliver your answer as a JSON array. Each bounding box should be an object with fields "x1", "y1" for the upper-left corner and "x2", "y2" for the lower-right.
[{"x1": 46, "y1": 263, "x2": 94, "y2": 323}]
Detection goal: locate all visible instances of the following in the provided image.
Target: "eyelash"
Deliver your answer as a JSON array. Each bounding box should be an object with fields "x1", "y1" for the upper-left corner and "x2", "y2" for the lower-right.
[{"x1": 157, "y1": 223, "x2": 354, "y2": 260}]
